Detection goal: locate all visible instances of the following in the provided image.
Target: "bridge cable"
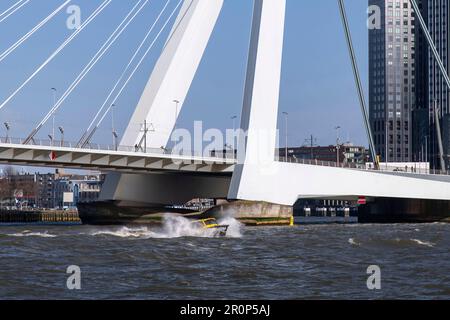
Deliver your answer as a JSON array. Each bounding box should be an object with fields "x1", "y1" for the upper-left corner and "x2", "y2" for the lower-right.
[
  {"x1": 0, "y1": 0, "x2": 112, "y2": 115},
  {"x1": 0, "y1": 0, "x2": 72, "y2": 63},
  {"x1": 409, "y1": 0, "x2": 450, "y2": 170},
  {"x1": 80, "y1": 0, "x2": 183, "y2": 148},
  {"x1": 410, "y1": 0, "x2": 450, "y2": 93},
  {"x1": 23, "y1": 0, "x2": 150, "y2": 144},
  {"x1": 337, "y1": 0, "x2": 378, "y2": 168},
  {"x1": 77, "y1": 0, "x2": 173, "y2": 148},
  {"x1": 0, "y1": 0, "x2": 30, "y2": 24}
]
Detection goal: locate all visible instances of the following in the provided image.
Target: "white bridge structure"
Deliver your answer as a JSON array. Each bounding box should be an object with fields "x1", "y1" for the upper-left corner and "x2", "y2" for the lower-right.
[{"x1": 1, "y1": 0, "x2": 450, "y2": 210}]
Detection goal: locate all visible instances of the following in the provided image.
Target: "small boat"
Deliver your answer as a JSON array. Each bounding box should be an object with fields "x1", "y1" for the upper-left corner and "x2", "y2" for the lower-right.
[{"x1": 192, "y1": 218, "x2": 229, "y2": 237}]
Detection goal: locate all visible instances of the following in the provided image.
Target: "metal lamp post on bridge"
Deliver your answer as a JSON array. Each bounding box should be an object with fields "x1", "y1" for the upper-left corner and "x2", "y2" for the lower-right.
[
  {"x1": 58, "y1": 126, "x2": 64, "y2": 147},
  {"x1": 51, "y1": 88, "x2": 57, "y2": 146},
  {"x1": 231, "y1": 115, "x2": 237, "y2": 132},
  {"x1": 173, "y1": 100, "x2": 180, "y2": 130},
  {"x1": 335, "y1": 125, "x2": 341, "y2": 166},
  {"x1": 231, "y1": 115, "x2": 237, "y2": 151},
  {"x1": 111, "y1": 104, "x2": 118, "y2": 151},
  {"x1": 112, "y1": 131, "x2": 119, "y2": 151},
  {"x1": 282, "y1": 111, "x2": 288, "y2": 160},
  {"x1": 4, "y1": 122, "x2": 10, "y2": 143}
]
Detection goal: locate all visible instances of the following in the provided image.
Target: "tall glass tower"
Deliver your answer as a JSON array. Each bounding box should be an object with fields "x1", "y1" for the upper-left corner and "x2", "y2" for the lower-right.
[
  {"x1": 369, "y1": 0, "x2": 416, "y2": 163},
  {"x1": 413, "y1": 0, "x2": 450, "y2": 169},
  {"x1": 428, "y1": 0, "x2": 450, "y2": 169}
]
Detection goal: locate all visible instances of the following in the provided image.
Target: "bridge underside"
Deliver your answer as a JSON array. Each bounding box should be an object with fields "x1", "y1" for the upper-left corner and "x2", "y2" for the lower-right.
[{"x1": 100, "y1": 171, "x2": 231, "y2": 205}]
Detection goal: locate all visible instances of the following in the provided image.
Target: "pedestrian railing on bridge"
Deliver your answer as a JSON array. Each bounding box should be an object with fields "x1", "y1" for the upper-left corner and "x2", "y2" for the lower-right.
[
  {"x1": 277, "y1": 156, "x2": 450, "y2": 177},
  {"x1": 0, "y1": 136, "x2": 238, "y2": 161},
  {"x1": 1, "y1": 136, "x2": 449, "y2": 176}
]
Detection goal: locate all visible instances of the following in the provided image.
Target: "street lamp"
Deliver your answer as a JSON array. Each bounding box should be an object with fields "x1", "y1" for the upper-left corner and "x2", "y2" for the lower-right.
[
  {"x1": 173, "y1": 100, "x2": 180, "y2": 130},
  {"x1": 231, "y1": 115, "x2": 237, "y2": 149},
  {"x1": 231, "y1": 115, "x2": 237, "y2": 131},
  {"x1": 335, "y1": 126, "x2": 341, "y2": 166},
  {"x1": 51, "y1": 88, "x2": 57, "y2": 145},
  {"x1": 4, "y1": 122, "x2": 10, "y2": 143},
  {"x1": 58, "y1": 126, "x2": 64, "y2": 147},
  {"x1": 111, "y1": 104, "x2": 117, "y2": 149},
  {"x1": 112, "y1": 131, "x2": 119, "y2": 151},
  {"x1": 48, "y1": 134, "x2": 53, "y2": 146},
  {"x1": 282, "y1": 112, "x2": 288, "y2": 160}
]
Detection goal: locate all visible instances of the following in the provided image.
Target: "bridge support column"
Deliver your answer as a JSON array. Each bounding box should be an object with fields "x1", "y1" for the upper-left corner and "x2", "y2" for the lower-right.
[{"x1": 228, "y1": 0, "x2": 287, "y2": 202}]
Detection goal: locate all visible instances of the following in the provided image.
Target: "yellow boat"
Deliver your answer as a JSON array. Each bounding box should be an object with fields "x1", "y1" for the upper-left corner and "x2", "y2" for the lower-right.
[{"x1": 192, "y1": 218, "x2": 229, "y2": 237}]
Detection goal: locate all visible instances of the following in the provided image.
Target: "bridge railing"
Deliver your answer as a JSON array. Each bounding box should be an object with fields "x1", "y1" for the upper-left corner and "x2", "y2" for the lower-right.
[
  {"x1": 0, "y1": 136, "x2": 237, "y2": 161},
  {"x1": 278, "y1": 156, "x2": 366, "y2": 169},
  {"x1": 1, "y1": 136, "x2": 448, "y2": 174},
  {"x1": 277, "y1": 156, "x2": 450, "y2": 177}
]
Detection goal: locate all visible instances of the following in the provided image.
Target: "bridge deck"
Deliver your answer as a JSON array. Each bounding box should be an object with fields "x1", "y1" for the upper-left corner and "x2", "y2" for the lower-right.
[{"x1": 0, "y1": 142, "x2": 236, "y2": 174}]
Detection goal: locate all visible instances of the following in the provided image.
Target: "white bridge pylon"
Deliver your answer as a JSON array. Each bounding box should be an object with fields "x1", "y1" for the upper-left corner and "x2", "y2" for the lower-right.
[
  {"x1": 120, "y1": 0, "x2": 224, "y2": 149},
  {"x1": 109, "y1": 0, "x2": 450, "y2": 205}
]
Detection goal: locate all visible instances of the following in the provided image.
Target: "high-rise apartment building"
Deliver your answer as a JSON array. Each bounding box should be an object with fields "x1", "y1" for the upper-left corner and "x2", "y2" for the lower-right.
[
  {"x1": 413, "y1": 0, "x2": 450, "y2": 169},
  {"x1": 428, "y1": 0, "x2": 450, "y2": 169},
  {"x1": 412, "y1": 0, "x2": 429, "y2": 163},
  {"x1": 369, "y1": 0, "x2": 416, "y2": 162}
]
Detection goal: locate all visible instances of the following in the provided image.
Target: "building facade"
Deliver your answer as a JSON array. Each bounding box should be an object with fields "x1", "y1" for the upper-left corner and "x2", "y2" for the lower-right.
[
  {"x1": 401, "y1": 0, "x2": 450, "y2": 168},
  {"x1": 0, "y1": 170, "x2": 103, "y2": 209},
  {"x1": 427, "y1": 0, "x2": 450, "y2": 169},
  {"x1": 278, "y1": 144, "x2": 368, "y2": 165},
  {"x1": 412, "y1": 0, "x2": 430, "y2": 162},
  {"x1": 369, "y1": 0, "x2": 416, "y2": 162}
]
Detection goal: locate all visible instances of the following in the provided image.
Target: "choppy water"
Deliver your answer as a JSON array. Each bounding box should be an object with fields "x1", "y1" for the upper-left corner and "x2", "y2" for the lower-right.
[{"x1": 0, "y1": 217, "x2": 449, "y2": 300}]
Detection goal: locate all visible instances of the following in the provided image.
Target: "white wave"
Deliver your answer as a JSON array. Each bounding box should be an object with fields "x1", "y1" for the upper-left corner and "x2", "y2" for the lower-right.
[
  {"x1": 157, "y1": 215, "x2": 243, "y2": 238},
  {"x1": 411, "y1": 239, "x2": 435, "y2": 247},
  {"x1": 7, "y1": 230, "x2": 57, "y2": 238},
  {"x1": 216, "y1": 216, "x2": 243, "y2": 238},
  {"x1": 90, "y1": 215, "x2": 243, "y2": 239},
  {"x1": 91, "y1": 226, "x2": 156, "y2": 238},
  {"x1": 348, "y1": 238, "x2": 360, "y2": 246}
]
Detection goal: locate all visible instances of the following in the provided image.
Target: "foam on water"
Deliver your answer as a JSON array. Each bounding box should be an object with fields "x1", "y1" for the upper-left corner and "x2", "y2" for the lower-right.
[
  {"x1": 348, "y1": 238, "x2": 360, "y2": 246},
  {"x1": 90, "y1": 215, "x2": 243, "y2": 239},
  {"x1": 90, "y1": 226, "x2": 154, "y2": 238},
  {"x1": 7, "y1": 230, "x2": 57, "y2": 238},
  {"x1": 411, "y1": 239, "x2": 435, "y2": 247}
]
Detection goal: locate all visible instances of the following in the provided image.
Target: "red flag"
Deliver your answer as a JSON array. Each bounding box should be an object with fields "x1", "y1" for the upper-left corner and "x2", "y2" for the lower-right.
[
  {"x1": 357, "y1": 196, "x2": 366, "y2": 205},
  {"x1": 49, "y1": 151, "x2": 57, "y2": 161}
]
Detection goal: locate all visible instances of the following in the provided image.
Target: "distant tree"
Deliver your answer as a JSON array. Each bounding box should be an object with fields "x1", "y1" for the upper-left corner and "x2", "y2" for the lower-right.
[
  {"x1": 0, "y1": 167, "x2": 33, "y2": 205},
  {"x1": 0, "y1": 178, "x2": 10, "y2": 199},
  {"x1": 2, "y1": 166, "x2": 17, "y2": 177}
]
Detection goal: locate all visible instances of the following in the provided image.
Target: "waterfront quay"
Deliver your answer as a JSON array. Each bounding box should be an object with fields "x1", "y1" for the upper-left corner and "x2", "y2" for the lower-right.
[{"x1": 0, "y1": 209, "x2": 80, "y2": 223}]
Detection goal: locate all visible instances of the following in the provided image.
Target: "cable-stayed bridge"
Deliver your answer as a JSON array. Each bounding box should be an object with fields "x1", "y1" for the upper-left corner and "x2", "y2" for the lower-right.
[{"x1": 1, "y1": 0, "x2": 450, "y2": 223}]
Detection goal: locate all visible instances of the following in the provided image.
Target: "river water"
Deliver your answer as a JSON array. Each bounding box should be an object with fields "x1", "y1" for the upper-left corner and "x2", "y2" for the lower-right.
[{"x1": 0, "y1": 216, "x2": 448, "y2": 300}]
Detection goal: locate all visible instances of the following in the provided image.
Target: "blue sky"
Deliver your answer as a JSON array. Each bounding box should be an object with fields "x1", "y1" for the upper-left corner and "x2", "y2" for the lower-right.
[{"x1": 0, "y1": 0, "x2": 370, "y2": 150}]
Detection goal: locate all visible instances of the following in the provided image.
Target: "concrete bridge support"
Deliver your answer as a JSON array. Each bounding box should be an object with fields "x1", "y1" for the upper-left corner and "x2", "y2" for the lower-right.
[{"x1": 99, "y1": 171, "x2": 231, "y2": 206}]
